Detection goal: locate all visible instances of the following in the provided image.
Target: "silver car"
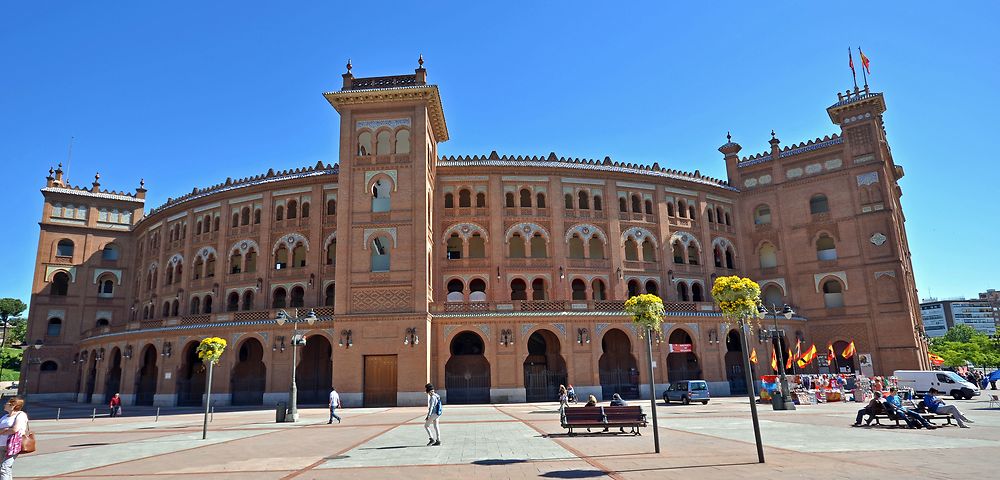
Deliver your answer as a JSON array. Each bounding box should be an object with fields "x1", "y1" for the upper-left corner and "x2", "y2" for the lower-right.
[{"x1": 663, "y1": 380, "x2": 710, "y2": 405}]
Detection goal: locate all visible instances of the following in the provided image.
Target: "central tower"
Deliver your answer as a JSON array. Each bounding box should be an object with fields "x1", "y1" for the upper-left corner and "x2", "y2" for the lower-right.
[{"x1": 323, "y1": 58, "x2": 449, "y2": 406}]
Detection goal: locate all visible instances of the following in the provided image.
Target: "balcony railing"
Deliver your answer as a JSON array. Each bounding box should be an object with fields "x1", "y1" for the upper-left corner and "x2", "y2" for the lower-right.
[
  {"x1": 434, "y1": 300, "x2": 719, "y2": 314},
  {"x1": 566, "y1": 258, "x2": 611, "y2": 269}
]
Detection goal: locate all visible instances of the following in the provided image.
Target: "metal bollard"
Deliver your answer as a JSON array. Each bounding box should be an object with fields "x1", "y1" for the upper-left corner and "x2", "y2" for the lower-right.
[
  {"x1": 57, "y1": 408, "x2": 61, "y2": 421},
  {"x1": 92, "y1": 408, "x2": 96, "y2": 422},
  {"x1": 155, "y1": 407, "x2": 160, "y2": 422},
  {"x1": 210, "y1": 406, "x2": 215, "y2": 422}
]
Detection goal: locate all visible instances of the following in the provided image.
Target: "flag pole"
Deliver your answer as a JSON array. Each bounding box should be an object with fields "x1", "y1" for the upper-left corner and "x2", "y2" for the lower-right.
[
  {"x1": 849, "y1": 47, "x2": 858, "y2": 91},
  {"x1": 859, "y1": 46, "x2": 868, "y2": 88}
]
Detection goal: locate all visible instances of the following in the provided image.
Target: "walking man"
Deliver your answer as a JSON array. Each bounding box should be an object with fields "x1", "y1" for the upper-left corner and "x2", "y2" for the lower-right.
[
  {"x1": 328, "y1": 387, "x2": 342, "y2": 424},
  {"x1": 424, "y1": 383, "x2": 442, "y2": 446}
]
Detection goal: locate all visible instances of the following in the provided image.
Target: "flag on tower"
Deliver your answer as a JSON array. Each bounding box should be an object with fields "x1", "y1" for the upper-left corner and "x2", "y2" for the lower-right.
[
  {"x1": 848, "y1": 47, "x2": 859, "y2": 90},
  {"x1": 859, "y1": 48, "x2": 871, "y2": 74}
]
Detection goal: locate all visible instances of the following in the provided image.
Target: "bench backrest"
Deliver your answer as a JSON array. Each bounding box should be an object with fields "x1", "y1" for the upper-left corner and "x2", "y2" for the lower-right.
[
  {"x1": 563, "y1": 407, "x2": 605, "y2": 423},
  {"x1": 603, "y1": 406, "x2": 643, "y2": 420}
]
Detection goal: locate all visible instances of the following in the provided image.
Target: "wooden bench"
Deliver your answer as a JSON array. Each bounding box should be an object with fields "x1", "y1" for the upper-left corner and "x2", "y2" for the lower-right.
[{"x1": 560, "y1": 406, "x2": 646, "y2": 435}]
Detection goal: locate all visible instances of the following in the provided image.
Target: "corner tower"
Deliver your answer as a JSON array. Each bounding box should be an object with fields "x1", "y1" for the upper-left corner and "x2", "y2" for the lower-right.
[{"x1": 323, "y1": 58, "x2": 448, "y2": 406}]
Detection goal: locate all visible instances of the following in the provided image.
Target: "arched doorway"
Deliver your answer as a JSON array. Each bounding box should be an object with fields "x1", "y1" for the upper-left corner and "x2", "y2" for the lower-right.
[
  {"x1": 666, "y1": 329, "x2": 701, "y2": 382},
  {"x1": 523, "y1": 330, "x2": 568, "y2": 402},
  {"x1": 832, "y1": 340, "x2": 857, "y2": 374},
  {"x1": 231, "y1": 338, "x2": 266, "y2": 405},
  {"x1": 298, "y1": 335, "x2": 333, "y2": 404},
  {"x1": 177, "y1": 342, "x2": 206, "y2": 406},
  {"x1": 84, "y1": 350, "x2": 98, "y2": 403},
  {"x1": 724, "y1": 330, "x2": 747, "y2": 395},
  {"x1": 598, "y1": 329, "x2": 639, "y2": 400},
  {"x1": 445, "y1": 331, "x2": 491, "y2": 404},
  {"x1": 135, "y1": 345, "x2": 159, "y2": 406},
  {"x1": 103, "y1": 348, "x2": 123, "y2": 404}
]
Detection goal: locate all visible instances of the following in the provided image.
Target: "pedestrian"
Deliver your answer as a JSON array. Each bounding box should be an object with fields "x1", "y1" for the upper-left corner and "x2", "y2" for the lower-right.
[
  {"x1": 558, "y1": 385, "x2": 569, "y2": 410},
  {"x1": 328, "y1": 387, "x2": 342, "y2": 424},
  {"x1": 924, "y1": 388, "x2": 973, "y2": 428},
  {"x1": 567, "y1": 384, "x2": 577, "y2": 403},
  {"x1": 424, "y1": 383, "x2": 442, "y2": 446},
  {"x1": 109, "y1": 393, "x2": 122, "y2": 417},
  {"x1": 0, "y1": 397, "x2": 29, "y2": 480}
]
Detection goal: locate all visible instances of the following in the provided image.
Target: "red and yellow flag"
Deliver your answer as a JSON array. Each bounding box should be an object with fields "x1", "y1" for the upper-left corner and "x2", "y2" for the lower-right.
[
  {"x1": 859, "y1": 48, "x2": 871, "y2": 74},
  {"x1": 797, "y1": 344, "x2": 818, "y2": 368},
  {"x1": 928, "y1": 353, "x2": 944, "y2": 366},
  {"x1": 750, "y1": 348, "x2": 758, "y2": 364},
  {"x1": 841, "y1": 340, "x2": 856, "y2": 359},
  {"x1": 785, "y1": 348, "x2": 794, "y2": 370},
  {"x1": 827, "y1": 344, "x2": 836, "y2": 364},
  {"x1": 770, "y1": 348, "x2": 778, "y2": 372},
  {"x1": 794, "y1": 339, "x2": 802, "y2": 360},
  {"x1": 849, "y1": 48, "x2": 856, "y2": 74}
]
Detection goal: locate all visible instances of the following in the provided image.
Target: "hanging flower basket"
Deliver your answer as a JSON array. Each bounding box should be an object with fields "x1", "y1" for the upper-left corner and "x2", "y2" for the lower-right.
[
  {"x1": 624, "y1": 294, "x2": 665, "y2": 334},
  {"x1": 711, "y1": 275, "x2": 764, "y2": 326},
  {"x1": 197, "y1": 337, "x2": 228, "y2": 365}
]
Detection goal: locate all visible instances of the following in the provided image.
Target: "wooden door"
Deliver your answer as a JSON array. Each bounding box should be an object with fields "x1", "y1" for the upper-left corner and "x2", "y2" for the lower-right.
[{"x1": 364, "y1": 355, "x2": 398, "y2": 407}]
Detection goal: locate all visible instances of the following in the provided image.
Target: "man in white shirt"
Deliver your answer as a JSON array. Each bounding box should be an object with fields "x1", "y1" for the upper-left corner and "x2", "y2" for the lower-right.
[
  {"x1": 328, "y1": 387, "x2": 342, "y2": 424},
  {"x1": 424, "y1": 383, "x2": 441, "y2": 446}
]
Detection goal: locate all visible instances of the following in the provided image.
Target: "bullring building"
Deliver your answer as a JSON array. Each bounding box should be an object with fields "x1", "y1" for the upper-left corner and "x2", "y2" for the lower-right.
[{"x1": 23, "y1": 61, "x2": 928, "y2": 407}]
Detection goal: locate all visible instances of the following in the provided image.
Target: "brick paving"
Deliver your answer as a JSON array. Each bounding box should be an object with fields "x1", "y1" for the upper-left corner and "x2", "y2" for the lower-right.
[{"x1": 13, "y1": 395, "x2": 1000, "y2": 479}]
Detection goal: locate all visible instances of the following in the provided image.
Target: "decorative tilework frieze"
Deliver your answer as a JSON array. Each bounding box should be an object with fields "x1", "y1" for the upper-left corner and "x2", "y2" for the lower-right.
[
  {"x1": 476, "y1": 324, "x2": 491, "y2": 339},
  {"x1": 443, "y1": 325, "x2": 459, "y2": 339},
  {"x1": 624, "y1": 323, "x2": 639, "y2": 337},
  {"x1": 356, "y1": 118, "x2": 411, "y2": 130},
  {"x1": 520, "y1": 323, "x2": 536, "y2": 336},
  {"x1": 595, "y1": 323, "x2": 610, "y2": 337},
  {"x1": 857, "y1": 172, "x2": 879, "y2": 187},
  {"x1": 552, "y1": 323, "x2": 567, "y2": 337}
]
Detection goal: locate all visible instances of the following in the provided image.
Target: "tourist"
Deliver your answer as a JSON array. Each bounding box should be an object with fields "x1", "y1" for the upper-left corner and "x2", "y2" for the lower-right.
[
  {"x1": 585, "y1": 395, "x2": 598, "y2": 407},
  {"x1": 852, "y1": 391, "x2": 885, "y2": 426},
  {"x1": 567, "y1": 384, "x2": 577, "y2": 403},
  {"x1": 885, "y1": 388, "x2": 935, "y2": 429},
  {"x1": 924, "y1": 388, "x2": 973, "y2": 428},
  {"x1": 558, "y1": 385, "x2": 569, "y2": 410},
  {"x1": 609, "y1": 393, "x2": 628, "y2": 407},
  {"x1": 109, "y1": 393, "x2": 122, "y2": 417},
  {"x1": 328, "y1": 387, "x2": 342, "y2": 424},
  {"x1": 424, "y1": 383, "x2": 442, "y2": 446},
  {"x1": 802, "y1": 375, "x2": 812, "y2": 390},
  {"x1": 0, "y1": 397, "x2": 29, "y2": 480}
]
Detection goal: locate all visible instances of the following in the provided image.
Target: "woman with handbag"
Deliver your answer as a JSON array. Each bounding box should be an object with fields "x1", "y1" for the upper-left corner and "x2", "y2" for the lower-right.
[{"x1": 0, "y1": 397, "x2": 30, "y2": 479}]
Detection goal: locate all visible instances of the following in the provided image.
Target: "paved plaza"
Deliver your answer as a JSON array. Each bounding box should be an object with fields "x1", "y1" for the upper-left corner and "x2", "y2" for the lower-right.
[{"x1": 14, "y1": 395, "x2": 1000, "y2": 479}]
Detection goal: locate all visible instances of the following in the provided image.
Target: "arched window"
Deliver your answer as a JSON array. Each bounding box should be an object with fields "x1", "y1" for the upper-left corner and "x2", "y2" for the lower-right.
[
  {"x1": 618, "y1": 197, "x2": 627, "y2": 213},
  {"x1": 242, "y1": 290, "x2": 254, "y2": 310},
  {"x1": 564, "y1": 193, "x2": 574, "y2": 209},
  {"x1": 324, "y1": 283, "x2": 335, "y2": 307},
  {"x1": 326, "y1": 199, "x2": 337, "y2": 216},
  {"x1": 326, "y1": 239, "x2": 337, "y2": 265},
  {"x1": 631, "y1": 195, "x2": 641, "y2": 213},
  {"x1": 229, "y1": 251, "x2": 242, "y2": 274},
  {"x1": 519, "y1": 189, "x2": 532, "y2": 207},
  {"x1": 287, "y1": 200, "x2": 298, "y2": 219},
  {"x1": 593, "y1": 195, "x2": 602, "y2": 211},
  {"x1": 376, "y1": 130, "x2": 391, "y2": 155},
  {"x1": 96, "y1": 318, "x2": 110, "y2": 327},
  {"x1": 505, "y1": 192, "x2": 515, "y2": 208},
  {"x1": 203, "y1": 295, "x2": 213, "y2": 313},
  {"x1": 535, "y1": 193, "x2": 546, "y2": 208},
  {"x1": 292, "y1": 243, "x2": 306, "y2": 267},
  {"x1": 395, "y1": 129, "x2": 410, "y2": 154},
  {"x1": 254, "y1": 208, "x2": 261, "y2": 224},
  {"x1": 531, "y1": 278, "x2": 547, "y2": 300},
  {"x1": 687, "y1": 244, "x2": 699, "y2": 265},
  {"x1": 476, "y1": 192, "x2": 486, "y2": 208},
  {"x1": 644, "y1": 280, "x2": 658, "y2": 296},
  {"x1": 301, "y1": 202, "x2": 310, "y2": 218},
  {"x1": 99, "y1": 278, "x2": 114, "y2": 296},
  {"x1": 691, "y1": 283, "x2": 704, "y2": 302},
  {"x1": 190, "y1": 296, "x2": 201, "y2": 315},
  {"x1": 627, "y1": 279, "x2": 641, "y2": 298},
  {"x1": 40, "y1": 361, "x2": 58, "y2": 372},
  {"x1": 809, "y1": 194, "x2": 829, "y2": 214},
  {"x1": 578, "y1": 191, "x2": 590, "y2": 209},
  {"x1": 816, "y1": 235, "x2": 837, "y2": 261},
  {"x1": 290, "y1": 286, "x2": 305, "y2": 308},
  {"x1": 641, "y1": 240, "x2": 656, "y2": 262},
  {"x1": 195, "y1": 221, "x2": 203, "y2": 235},
  {"x1": 644, "y1": 199, "x2": 653, "y2": 215},
  {"x1": 677, "y1": 282, "x2": 690, "y2": 301},
  {"x1": 214, "y1": 216, "x2": 220, "y2": 231},
  {"x1": 759, "y1": 243, "x2": 778, "y2": 269},
  {"x1": 510, "y1": 279, "x2": 527, "y2": 301},
  {"x1": 372, "y1": 179, "x2": 391, "y2": 212},
  {"x1": 46, "y1": 318, "x2": 62, "y2": 336},
  {"x1": 205, "y1": 254, "x2": 215, "y2": 277},
  {"x1": 508, "y1": 233, "x2": 526, "y2": 258},
  {"x1": 458, "y1": 189, "x2": 471, "y2": 208},
  {"x1": 171, "y1": 299, "x2": 180, "y2": 317},
  {"x1": 162, "y1": 301, "x2": 171, "y2": 317},
  {"x1": 444, "y1": 193, "x2": 454, "y2": 208},
  {"x1": 762, "y1": 285, "x2": 783, "y2": 307},
  {"x1": 624, "y1": 238, "x2": 639, "y2": 261},
  {"x1": 673, "y1": 241, "x2": 685, "y2": 264},
  {"x1": 678, "y1": 200, "x2": 688, "y2": 218},
  {"x1": 102, "y1": 244, "x2": 120, "y2": 261},
  {"x1": 231, "y1": 212, "x2": 240, "y2": 228},
  {"x1": 227, "y1": 292, "x2": 240, "y2": 312},
  {"x1": 469, "y1": 233, "x2": 486, "y2": 258},
  {"x1": 272, "y1": 287, "x2": 287, "y2": 308},
  {"x1": 707, "y1": 208, "x2": 714, "y2": 223},
  {"x1": 469, "y1": 279, "x2": 487, "y2": 302},
  {"x1": 823, "y1": 280, "x2": 844, "y2": 308},
  {"x1": 588, "y1": 236, "x2": 605, "y2": 259},
  {"x1": 56, "y1": 239, "x2": 74, "y2": 257},
  {"x1": 571, "y1": 279, "x2": 587, "y2": 300},
  {"x1": 447, "y1": 279, "x2": 465, "y2": 302},
  {"x1": 568, "y1": 235, "x2": 585, "y2": 259},
  {"x1": 275, "y1": 245, "x2": 289, "y2": 270},
  {"x1": 592, "y1": 279, "x2": 607, "y2": 300},
  {"x1": 275, "y1": 205, "x2": 284, "y2": 222},
  {"x1": 447, "y1": 233, "x2": 463, "y2": 260},
  {"x1": 689, "y1": 205, "x2": 696, "y2": 219},
  {"x1": 725, "y1": 247, "x2": 735, "y2": 269},
  {"x1": 165, "y1": 267, "x2": 174, "y2": 286},
  {"x1": 357, "y1": 131, "x2": 372, "y2": 156},
  {"x1": 667, "y1": 203, "x2": 675, "y2": 216},
  {"x1": 241, "y1": 206, "x2": 250, "y2": 225},
  {"x1": 529, "y1": 233, "x2": 547, "y2": 258},
  {"x1": 754, "y1": 205, "x2": 772, "y2": 225},
  {"x1": 371, "y1": 237, "x2": 390, "y2": 272},
  {"x1": 245, "y1": 249, "x2": 257, "y2": 273},
  {"x1": 724, "y1": 212, "x2": 731, "y2": 225}
]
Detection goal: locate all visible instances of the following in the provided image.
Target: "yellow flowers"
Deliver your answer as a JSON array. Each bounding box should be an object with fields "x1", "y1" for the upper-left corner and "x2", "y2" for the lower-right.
[
  {"x1": 624, "y1": 294, "x2": 666, "y2": 333},
  {"x1": 711, "y1": 276, "x2": 763, "y2": 321},
  {"x1": 197, "y1": 337, "x2": 228, "y2": 365}
]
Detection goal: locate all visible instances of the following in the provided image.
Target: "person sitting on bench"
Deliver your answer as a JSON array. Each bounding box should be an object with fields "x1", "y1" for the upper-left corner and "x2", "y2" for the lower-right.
[
  {"x1": 585, "y1": 395, "x2": 598, "y2": 407},
  {"x1": 885, "y1": 388, "x2": 936, "y2": 429},
  {"x1": 609, "y1": 393, "x2": 628, "y2": 407},
  {"x1": 853, "y1": 391, "x2": 885, "y2": 426},
  {"x1": 924, "y1": 388, "x2": 973, "y2": 428}
]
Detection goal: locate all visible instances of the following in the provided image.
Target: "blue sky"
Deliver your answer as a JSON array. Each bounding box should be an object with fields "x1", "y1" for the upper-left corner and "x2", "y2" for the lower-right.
[{"x1": 1, "y1": 2, "x2": 997, "y2": 304}]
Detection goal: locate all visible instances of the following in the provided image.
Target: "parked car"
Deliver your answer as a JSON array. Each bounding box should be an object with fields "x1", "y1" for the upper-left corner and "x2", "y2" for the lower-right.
[
  {"x1": 663, "y1": 380, "x2": 710, "y2": 405},
  {"x1": 894, "y1": 370, "x2": 980, "y2": 400}
]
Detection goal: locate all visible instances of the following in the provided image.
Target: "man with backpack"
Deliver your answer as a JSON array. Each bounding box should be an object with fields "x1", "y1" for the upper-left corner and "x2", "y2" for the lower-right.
[{"x1": 424, "y1": 383, "x2": 442, "y2": 446}]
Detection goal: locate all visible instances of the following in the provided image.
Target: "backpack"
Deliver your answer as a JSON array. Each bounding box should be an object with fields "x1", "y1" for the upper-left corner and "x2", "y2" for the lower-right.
[{"x1": 434, "y1": 395, "x2": 443, "y2": 416}]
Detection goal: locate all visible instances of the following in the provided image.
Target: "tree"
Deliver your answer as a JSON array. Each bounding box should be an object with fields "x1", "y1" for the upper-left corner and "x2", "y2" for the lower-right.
[
  {"x1": 930, "y1": 325, "x2": 1000, "y2": 367},
  {"x1": 0, "y1": 298, "x2": 27, "y2": 347}
]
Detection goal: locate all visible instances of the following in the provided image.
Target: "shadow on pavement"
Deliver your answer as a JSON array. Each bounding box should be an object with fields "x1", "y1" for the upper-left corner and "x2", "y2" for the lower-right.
[
  {"x1": 540, "y1": 470, "x2": 608, "y2": 478},
  {"x1": 472, "y1": 459, "x2": 528, "y2": 466}
]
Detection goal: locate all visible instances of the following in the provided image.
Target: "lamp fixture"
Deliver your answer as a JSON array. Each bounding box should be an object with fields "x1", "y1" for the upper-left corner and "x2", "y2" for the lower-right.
[
  {"x1": 559, "y1": 266, "x2": 565, "y2": 280},
  {"x1": 577, "y1": 328, "x2": 591, "y2": 345},
  {"x1": 499, "y1": 329, "x2": 514, "y2": 347},
  {"x1": 273, "y1": 336, "x2": 286, "y2": 352},
  {"x1": 124, "y1": 345, "x2": 133, "y2": 359},
  {"x1": 97, "y1": 348, "x2": 106, "y2": 361},
  {"x1": 339, "y1": 329, "x2": 353, "y2": 348},
  {"x1": 616, "y1": 267, "x2": 623, "y2": 280},
  {"x1": 708, "y1": 329, "x2": 719, "y2": 345},
  {"x1": 404, "y1": 327, "x2": 419, "y2": 346}
]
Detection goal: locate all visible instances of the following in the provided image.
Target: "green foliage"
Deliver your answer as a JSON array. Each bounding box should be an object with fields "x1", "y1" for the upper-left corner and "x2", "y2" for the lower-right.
[
  {"x1": 0, "y1": 298, "x2": 27, "y2": 322},
  {"x1": 624, "y1": 294, "x2": 665, "y2": 333},
  {"x1": 929, "y1": 325, "x2": 1000, "y2": 367},
  {"x1": 6, "y1": 318, "x2": 26, "y2": 348},
  {"x1": 0, "y1": 347, "x2": 21, "y2": 381}
]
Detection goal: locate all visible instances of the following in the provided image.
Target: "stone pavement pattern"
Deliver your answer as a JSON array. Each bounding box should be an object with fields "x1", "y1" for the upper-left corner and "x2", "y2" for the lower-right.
[{"x1": 14, "y1": 396, "x2": 1000, "y2": 479}]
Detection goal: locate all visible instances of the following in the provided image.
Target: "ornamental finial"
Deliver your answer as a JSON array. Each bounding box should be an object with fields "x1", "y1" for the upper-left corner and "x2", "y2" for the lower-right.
[
  {"x1": 418, "y1": 54, "x2": 424, "y2": 68},
  {"x1": 346, "y1": 58, "x2": 352, "y2": 73},
  {"x1": 727, "y1": 131, "x2": 732, "y2": 142},
  {"x1": 770, "y1": 129, "x2": 776, "y2": 139}
]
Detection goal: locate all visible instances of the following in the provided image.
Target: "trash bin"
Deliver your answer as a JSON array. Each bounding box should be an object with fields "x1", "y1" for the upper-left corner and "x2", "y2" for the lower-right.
[{"x1": 275, "y1": 402, "x2": 287, "y2": 423}]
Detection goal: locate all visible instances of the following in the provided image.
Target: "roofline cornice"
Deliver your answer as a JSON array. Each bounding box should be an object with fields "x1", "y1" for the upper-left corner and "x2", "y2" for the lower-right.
[{"x1": 323, "y1": 85, "x2": 449, "y2": 143}]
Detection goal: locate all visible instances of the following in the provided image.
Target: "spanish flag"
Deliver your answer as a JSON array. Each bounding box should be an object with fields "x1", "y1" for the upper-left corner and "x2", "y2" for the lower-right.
[
  {"x1": 797, "y1": 344, "x2": 818, "y2": 368},
  {"x1": 859, "y1": 48, "x2": 871, "y2": 74},
  {"x1": 841, "y1": 340, "x2": 856, "y2": 359},
  {"x1": 771, "y1": 348, "x2": 778, "y2": 372},
  {"x1": 849, "y1": 47, "x2": 856, "y2": 75},
  {"x1": 794, "y1": 339, "x2": 802, "y2": 361},
  {"x1": 786, "y1": 349, "x2": 794, "y2": 370},
  {"x1": 827, "y1": 344, "x2": 836, "y2": 364},
  {"x1": 928, "y1": 353, "x2": 944, "y2": 366},
  {"x1": 750, "y1": 348, "x2": 758, "y2": 364}
]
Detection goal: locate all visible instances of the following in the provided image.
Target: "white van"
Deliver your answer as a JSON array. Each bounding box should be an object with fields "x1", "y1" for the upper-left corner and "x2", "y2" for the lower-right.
[{"x1": 894, "y1": 370, "x2": 980, "y2": 400}]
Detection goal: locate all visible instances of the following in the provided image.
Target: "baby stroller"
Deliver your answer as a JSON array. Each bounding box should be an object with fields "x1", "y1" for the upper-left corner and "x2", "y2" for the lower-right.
[{"x1": 567, "y1": 386, "x2": 578, "y2": 404}]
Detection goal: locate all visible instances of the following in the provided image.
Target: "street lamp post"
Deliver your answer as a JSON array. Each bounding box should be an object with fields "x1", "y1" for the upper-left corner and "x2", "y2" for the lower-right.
[
  {"x1": 275, "y1": 309, "x2": 317, "y2": 422},
  {"x1": 759, "y1": 304, "x2": 795, "y2": 411}
]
